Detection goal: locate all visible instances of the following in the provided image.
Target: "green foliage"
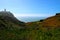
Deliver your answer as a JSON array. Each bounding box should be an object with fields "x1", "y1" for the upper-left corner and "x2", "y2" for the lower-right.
[{"x1": 0, "y1": 22, "x2": 60, "y2": 40}]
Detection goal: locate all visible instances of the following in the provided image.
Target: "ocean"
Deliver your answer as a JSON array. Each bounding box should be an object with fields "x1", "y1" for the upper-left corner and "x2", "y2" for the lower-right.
[{"x1": 17, "y1": 17, "x2": 46, "y2": 23}]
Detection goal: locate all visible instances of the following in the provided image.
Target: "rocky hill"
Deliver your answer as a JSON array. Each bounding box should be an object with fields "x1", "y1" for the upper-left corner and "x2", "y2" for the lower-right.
[{"x1": 0, "y1": 10, "x2": 25, "y2": 29}]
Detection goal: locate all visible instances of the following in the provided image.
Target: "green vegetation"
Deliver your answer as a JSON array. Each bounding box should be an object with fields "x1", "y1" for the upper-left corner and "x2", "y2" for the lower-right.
[
  {"x1": 0, "y1": 24, "x2": 60, "y2": 40},
  {"x1": 0, "y1": 12, "x2": 60, "y2": 40}
]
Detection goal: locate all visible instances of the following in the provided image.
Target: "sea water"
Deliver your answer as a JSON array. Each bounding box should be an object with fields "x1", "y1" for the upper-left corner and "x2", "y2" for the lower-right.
[{"x1": 17, "y1": 17, "x2": 46, "y2": 23}]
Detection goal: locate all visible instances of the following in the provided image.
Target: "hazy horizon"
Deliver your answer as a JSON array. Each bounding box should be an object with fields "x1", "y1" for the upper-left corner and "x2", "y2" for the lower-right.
[{"x1": 16, "y1": 16, "x2": 47, "y2": 22}]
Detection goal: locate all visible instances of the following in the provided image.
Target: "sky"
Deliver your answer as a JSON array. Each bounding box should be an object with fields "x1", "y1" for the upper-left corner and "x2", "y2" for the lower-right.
[{"x1": 0, "y1": 0, "x2": 60, "y2": 17}]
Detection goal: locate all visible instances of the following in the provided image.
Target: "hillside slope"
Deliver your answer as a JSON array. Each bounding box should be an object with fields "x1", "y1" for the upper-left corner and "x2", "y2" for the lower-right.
[
  {"x1": 0, "y1": 12, "x2": 60, "y2": 40},
  {"x1": 41, "y1": 13, "x2": 60, "y2": 28},
  {"x1": 24, "y1": 13, "x2": 60, "y2": 40},
  {"x1": 0, "y1": 11, "x2": 27, "y2": 40}
]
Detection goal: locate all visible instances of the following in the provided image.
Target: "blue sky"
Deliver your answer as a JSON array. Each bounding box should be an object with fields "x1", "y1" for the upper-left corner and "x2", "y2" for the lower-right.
[{"x1": 0, "y1": 0, "x2": 60, "y2": 17}]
